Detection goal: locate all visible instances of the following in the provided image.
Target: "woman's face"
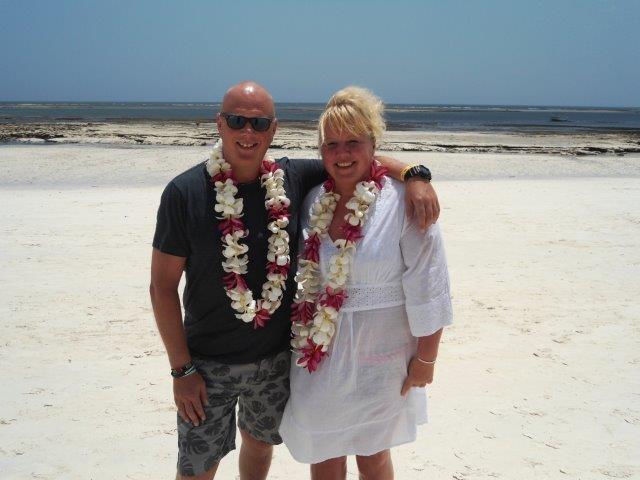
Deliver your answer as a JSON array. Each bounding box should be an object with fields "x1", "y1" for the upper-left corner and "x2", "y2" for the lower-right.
[{"x1": 320, "y1": 125, "x2": 375, "y2": 188}]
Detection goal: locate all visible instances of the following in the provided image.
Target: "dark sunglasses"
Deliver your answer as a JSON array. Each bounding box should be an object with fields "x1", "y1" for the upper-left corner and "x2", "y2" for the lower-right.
[{"x1": 220, "y1": 113, "x2": 273, "y2": 132}]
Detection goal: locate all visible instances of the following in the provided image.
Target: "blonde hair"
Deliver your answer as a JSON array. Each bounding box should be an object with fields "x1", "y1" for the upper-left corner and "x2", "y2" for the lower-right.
[{"x1": 318, "y1": 86, "x2": 386, "y2": 148}]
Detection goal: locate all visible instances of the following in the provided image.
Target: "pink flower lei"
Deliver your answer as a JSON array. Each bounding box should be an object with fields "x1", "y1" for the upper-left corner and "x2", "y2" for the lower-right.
[
  {"x1": 291, "y1": 161, "x2": 387, "y2": 372},
  {"x1": 206, "y1": 140, "x2": 291, "y2": 329}
]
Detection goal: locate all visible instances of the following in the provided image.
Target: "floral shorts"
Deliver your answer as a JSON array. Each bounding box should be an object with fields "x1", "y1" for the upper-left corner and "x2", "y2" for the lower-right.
[{"x1": 177, "y1": 350, "x2": 290, "y2": 476}]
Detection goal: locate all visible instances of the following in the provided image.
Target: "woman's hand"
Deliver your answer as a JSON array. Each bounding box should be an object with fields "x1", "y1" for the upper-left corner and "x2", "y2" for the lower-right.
[{"x1": 401, "y1": 357, "x2": 435, "y2": 396}]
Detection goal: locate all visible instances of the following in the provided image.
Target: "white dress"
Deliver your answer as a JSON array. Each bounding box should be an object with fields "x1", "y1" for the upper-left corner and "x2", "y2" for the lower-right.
[{"x1": 279, "y1": 178, "x2": 453, "y2": 464}]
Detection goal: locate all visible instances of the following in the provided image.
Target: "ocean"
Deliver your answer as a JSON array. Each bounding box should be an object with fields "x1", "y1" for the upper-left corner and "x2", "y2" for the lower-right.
[{"x1": 1, "y1": 102, "x2": 639, "y2": 133}]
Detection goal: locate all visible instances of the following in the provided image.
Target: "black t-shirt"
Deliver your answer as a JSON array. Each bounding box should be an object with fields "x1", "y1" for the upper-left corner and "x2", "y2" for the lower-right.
[{"x1": 153, "y1": 157, "x2": 326, "y2": 364}]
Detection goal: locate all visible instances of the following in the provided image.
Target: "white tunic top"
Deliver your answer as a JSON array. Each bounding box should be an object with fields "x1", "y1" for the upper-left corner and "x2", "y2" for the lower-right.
[{"x1": 279, "y1": 178, "x2": 453, "y2": 464}]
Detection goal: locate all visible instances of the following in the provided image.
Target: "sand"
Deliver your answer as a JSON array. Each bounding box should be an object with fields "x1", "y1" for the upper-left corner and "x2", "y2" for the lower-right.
[{"x1": 1, "y1": 132, "x2": 639, "y2": 479}]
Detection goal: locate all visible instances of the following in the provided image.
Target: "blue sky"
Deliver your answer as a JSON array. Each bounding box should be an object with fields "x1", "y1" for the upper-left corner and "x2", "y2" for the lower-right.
[{"x1": 1, "y1": 0, "x2": 639, "y2": 106}]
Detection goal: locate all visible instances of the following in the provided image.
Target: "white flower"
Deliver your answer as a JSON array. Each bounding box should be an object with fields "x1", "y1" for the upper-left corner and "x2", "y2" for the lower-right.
[
  {"x1": 236, "y1": 311, "x2": 255, "y2": 322},
  {"x1": 346, "y1": 214, "x2": 360, "y2": 226},
  {"x1": 222, "y1": 255, "x2": 249, "y2": 272},
  {"x1": 355, "y1": 183, "x2": 377, "y2": 203},
  {"x1": 312, "y1": 331, "x2": 331, "y2": 346},
  {"x1": 318, "y1": 320, "x2": 335, "y2": 336},
  {"x1": 267, "y1": 286, "x2": 282, "y2": 301},
  {"x1": 345, "y1": 199, "x2": 359, "y2": 210}
]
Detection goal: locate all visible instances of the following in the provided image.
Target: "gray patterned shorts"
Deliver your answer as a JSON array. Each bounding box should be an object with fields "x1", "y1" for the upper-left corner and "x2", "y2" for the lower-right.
[{"x1": 177, "y1": 350, "x2": 291, "y2": 476}]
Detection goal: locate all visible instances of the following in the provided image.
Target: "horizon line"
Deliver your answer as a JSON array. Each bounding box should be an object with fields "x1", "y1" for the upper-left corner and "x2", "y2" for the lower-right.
[{"x1": 1, "y1": 100, "x2": 638, "y2": 109}]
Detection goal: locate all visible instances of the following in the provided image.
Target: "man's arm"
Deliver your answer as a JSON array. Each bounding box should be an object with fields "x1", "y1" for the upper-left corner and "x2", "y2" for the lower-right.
[
  {"x1": 376, "y1": 155, "x2": 440, "y2": 231},
  {"x1": 150, "y1": 248, "x2": 207, "y2": 426}
]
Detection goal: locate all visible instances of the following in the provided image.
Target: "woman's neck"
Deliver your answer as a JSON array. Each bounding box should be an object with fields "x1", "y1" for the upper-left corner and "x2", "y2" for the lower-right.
[{"x1": 334, "y1": 180, "x2": 359, "y2": 198}]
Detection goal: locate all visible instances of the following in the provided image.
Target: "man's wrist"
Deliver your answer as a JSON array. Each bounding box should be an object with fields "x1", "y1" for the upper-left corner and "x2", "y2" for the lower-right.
[
  {"x1": 171, "y1": 361, "x2": 196, "y2": 378},
  {"x1": 402, "y1": 164, "x2": 432, "y2": 182}
]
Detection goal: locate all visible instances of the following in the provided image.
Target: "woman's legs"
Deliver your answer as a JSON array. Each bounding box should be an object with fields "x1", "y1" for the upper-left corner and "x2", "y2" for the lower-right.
[
  {"x1": 355, "y1": 450, "x2": 393, "y2": 480},
  {"x1": 310, "y1": 450, "x2": 393, "y2": 480},
  {"x1": 310, "y1": 456, "x2": 347, "y2": 480}
]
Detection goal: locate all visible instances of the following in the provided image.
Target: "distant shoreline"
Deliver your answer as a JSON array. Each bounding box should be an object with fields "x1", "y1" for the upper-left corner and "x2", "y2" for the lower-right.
[
  {"x1": 4, "y1": 118, "x2": 640, "y2": 134},
  {"x1": 1, "y1": 120, "x2": 639, "y2": 156},
  {"x1": 2, "y1": 102, "x2": 639, "y2": 134}
]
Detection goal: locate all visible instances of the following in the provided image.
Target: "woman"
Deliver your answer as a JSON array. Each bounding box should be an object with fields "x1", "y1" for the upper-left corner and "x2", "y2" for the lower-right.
[{"x1": 279, "y1": 86, "x2": 453, "y2": 479}]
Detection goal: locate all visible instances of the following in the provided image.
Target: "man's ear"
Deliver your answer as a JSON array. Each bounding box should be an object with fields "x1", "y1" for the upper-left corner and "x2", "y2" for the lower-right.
[
  {"x1": 215, "y1": 112, "x2": 222, "y2": 130},
  {"x1": 271, "y1": 118, "x2": 278, "y2": 135}
]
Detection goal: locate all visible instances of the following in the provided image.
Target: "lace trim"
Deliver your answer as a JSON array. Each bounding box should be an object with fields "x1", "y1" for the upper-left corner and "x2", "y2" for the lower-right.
[{"x1": 340, "y1": 282, "x2": 405, "y2": 312}]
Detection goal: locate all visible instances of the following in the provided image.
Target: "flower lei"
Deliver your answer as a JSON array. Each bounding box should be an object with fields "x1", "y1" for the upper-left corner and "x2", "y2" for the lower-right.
[
  {"x1": 290, "y1": 162, "x2": 387, "y2": 372},
  {"x1": 206, "y1": 139, "x2": 291, "y2": 328}
]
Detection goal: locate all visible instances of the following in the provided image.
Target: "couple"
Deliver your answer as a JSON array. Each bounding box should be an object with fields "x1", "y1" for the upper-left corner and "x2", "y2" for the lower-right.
[{"x1": 150, "y1": 81, "x2": 452, "y2": 480}]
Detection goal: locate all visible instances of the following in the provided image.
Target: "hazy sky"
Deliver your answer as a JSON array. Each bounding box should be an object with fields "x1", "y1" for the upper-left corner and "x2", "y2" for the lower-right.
[{"x1": 1, "y1": 0, "x2": 639, "y2": 106}]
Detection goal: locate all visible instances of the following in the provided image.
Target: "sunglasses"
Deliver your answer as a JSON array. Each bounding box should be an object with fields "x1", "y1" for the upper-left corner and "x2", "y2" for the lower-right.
[{"x1": 220, "y1": 113, "x2": 274, "y2": 132}]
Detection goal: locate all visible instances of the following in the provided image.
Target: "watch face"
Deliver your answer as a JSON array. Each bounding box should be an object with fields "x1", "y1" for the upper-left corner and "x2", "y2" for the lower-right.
[{"x1": 407, "y1": 165, "x2": 431, "y2": 181}]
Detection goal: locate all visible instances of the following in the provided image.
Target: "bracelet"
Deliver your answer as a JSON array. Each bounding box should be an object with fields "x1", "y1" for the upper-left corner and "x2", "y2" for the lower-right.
[
  {"x1": 400, "y1": 164, "x2": 414, "y2": 182},
  {"x1": 416, "y1": 357, "x2": 436, "y2": 365},
  {"x1": 171, "y1": 361, "x2": 197, "y2": 378}
]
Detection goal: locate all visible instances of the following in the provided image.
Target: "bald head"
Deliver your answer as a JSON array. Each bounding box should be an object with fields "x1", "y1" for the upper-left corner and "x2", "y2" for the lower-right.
[
  {"x1": 221, "y1": 81, "x2": 275, "y2": 117},
  {"x1": 215, "y1": 81, "x2": 278, "y2": 182}
]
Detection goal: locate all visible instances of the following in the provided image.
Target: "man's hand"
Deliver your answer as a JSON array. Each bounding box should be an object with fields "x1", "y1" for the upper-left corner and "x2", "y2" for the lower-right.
[
  {"x1": 174, "y1": 372, "x2": 209, "y2": 426},
  {"x1": 400, "y1": 357, "x2": 435, "y2": 396},
  {"x1": 405, "y1": 178, "x2": 440, "y2": 231}
]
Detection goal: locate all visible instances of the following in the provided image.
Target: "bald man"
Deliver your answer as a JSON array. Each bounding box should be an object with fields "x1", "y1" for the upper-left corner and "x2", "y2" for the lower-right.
[{"x1": 150, "y1": 81, "x2": 439, "y2": 479}]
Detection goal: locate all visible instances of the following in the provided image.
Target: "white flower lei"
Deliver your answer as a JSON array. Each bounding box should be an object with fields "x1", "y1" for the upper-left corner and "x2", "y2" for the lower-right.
[
  {"x1": 290, "y1": 163, "x2": 386, "y2": 372},
  {"x1": 206, "y1": 139, "x2": 291, "y2": 328}
]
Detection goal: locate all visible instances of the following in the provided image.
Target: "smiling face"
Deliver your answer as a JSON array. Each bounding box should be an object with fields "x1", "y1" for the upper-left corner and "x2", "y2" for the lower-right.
[
  {"x1": 216, "y1": 82, "x2": 277, "y2": 182},
  {"x1": 320, "y1": 125, "x2": 375, "y2": 192}
]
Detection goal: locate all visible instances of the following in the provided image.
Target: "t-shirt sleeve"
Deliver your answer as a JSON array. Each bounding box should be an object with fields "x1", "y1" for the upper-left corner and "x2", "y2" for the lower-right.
[
  {"x1": 152, "y1": 181, "x2": 190, "y2": 257},
  {"x1": 292, "y1": 158, "x2": 328, "y2": 197},
  {"x1": 400, "y1": 218, "x2": 453, "y2": 337}
]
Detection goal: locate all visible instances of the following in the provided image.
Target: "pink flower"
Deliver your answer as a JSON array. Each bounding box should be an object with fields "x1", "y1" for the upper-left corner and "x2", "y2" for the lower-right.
[
  {"x1": 261, "y1": 159, "x2": 279, "y2": 173},
  {"x1": 341, "y1": 224, "x2": 363, "y2": 243},
  {"x1": 218, "y1": 217, "x2": 246, "y2": 236},
  {"x1": 267, "y1": 262, "x2": 289, "y2": 276},
  {"x1": 320, "y1": 286, "x2": 348, "y2": 310},
  {"x1": 223, "y1": 272, "x2": 247, "y2": 291},
  {"x1": 253, "y1": 308, "x2": 271, "y2": 329},
  {"x1": 291, "y1": 301, "x2": 316, "y2": 325},
  {"x1": 211, "y1": 170, "x2": 235, "y2": 183},
  {"x1": 323, "y1": 178, "x2": 335, "y2": 192},
  {"x1": 303, "y1": 233, "x2": 321, "y2": 263},
  {"x1": 268, "y1": 207, "x2": 290, "y2": 221},
  {"x1": 370, "y1": 162, "x2": 388, "y2": 190},
  {"x1": 299, "y1": 339, "x2": 327, "y2": 373}
]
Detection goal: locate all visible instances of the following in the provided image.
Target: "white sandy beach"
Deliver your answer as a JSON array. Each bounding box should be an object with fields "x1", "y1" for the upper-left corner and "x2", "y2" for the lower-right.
[{"x1": 1, "y1": 131, "x2": 639, "y2": 479}]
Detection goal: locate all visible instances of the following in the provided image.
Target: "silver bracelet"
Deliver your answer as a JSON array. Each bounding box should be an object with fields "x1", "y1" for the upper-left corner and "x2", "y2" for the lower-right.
[{"x1": 416, "y1": 357, "x2": 436, "y2": 365}]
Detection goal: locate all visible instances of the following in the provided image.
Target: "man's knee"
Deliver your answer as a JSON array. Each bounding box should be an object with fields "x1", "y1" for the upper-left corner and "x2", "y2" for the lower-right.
[{"x1": 240, "y1": 429, "x2": 273, "y2": 457}]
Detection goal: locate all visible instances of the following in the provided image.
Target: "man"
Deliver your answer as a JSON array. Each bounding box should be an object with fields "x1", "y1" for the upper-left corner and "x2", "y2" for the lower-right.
[{"x1": 150, "y1": 81, "x2": 439, "y2": 479}]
